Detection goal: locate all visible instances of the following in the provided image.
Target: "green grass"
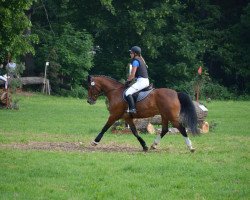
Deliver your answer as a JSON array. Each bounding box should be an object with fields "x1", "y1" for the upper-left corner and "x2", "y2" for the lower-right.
[
  {"x1": 0, "y1": 94, "x2": 108, "y2": 135},
  {"x1": 0, "y1": 93, "x2": 249, "y2": 200}
]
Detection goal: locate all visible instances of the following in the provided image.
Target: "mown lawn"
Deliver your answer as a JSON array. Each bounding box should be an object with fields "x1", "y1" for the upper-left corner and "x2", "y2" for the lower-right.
[{"x1": 0, "y1": 93, "x2": 249, "y2": 200}]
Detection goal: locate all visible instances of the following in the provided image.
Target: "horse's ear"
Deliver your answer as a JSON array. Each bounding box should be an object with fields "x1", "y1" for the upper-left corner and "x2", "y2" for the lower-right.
[{"x1": 87, "y1": 75, "x2": 92, "y2": 83}]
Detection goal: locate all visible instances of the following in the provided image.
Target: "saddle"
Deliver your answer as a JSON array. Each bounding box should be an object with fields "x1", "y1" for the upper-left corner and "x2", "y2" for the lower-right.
[{"x1": 123, "y1": 83, "x2": 154, "y2": 103}]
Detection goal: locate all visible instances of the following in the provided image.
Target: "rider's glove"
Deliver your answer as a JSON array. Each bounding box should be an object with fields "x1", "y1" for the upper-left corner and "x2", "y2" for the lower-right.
[{"x1": 125, "y1": 80, "x2": 132, "y2": 87}]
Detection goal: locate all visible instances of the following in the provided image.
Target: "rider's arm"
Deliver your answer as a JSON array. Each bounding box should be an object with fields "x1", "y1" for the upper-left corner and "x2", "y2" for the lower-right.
[
  {"x1": 127, "y1": 67, "x2": 137, "y2": 81},
  {"x1": 127, "y1": 60, "x2": 139, "y2": 81}
]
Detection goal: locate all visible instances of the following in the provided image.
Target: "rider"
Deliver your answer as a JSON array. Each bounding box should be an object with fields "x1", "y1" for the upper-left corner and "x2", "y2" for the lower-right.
[{"x1": 125, "y1": 46, "x2": 149, "y2": 113}]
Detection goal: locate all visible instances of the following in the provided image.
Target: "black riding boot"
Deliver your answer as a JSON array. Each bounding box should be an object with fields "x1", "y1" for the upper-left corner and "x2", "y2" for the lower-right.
[{"x1": 126, "y1": 95, "x2": 137, "y2": 113}]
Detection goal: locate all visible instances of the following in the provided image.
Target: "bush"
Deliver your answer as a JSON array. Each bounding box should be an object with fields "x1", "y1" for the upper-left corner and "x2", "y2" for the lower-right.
[
  {"x1": 34, "y1": 23, "x2": 93, "y2": 96},
  {"x1": 8, "y1": 62, "x2": 25, "y2": 92},
  {"x1": 202, "y1": 82, "x2": 234, "y2": 100},
  {"x1": 175, "y1": 80, "x2": 234, "y2": 100},
  {"x1": 58, "y1": 86, "x2": 88, "y2": 99}
]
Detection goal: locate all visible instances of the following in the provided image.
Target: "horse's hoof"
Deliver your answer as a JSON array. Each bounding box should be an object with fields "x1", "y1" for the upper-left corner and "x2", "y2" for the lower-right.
[
  {"x1": 91, "y1": 141, "x2": 98, "y2": 146},
  {"x1": 190, "y1": 147, "x2": 196, "y2": 153},
  {"x1": 150, "y1": 144, "x2": 157, "y2": 150},
  {"x1": 143, "y1": 146, "x2": 149, "y2": 152}
]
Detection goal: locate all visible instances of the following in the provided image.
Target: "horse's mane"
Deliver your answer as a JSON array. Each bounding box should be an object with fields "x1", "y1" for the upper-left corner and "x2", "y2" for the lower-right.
[{"x1": 92, "y1": 75, "x2": 123, "y2": 85}]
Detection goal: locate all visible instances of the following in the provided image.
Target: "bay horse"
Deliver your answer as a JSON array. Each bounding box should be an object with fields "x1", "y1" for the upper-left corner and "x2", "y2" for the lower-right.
[{"x1": 86, "y1": 75, "x2": 199, "y2": 152}]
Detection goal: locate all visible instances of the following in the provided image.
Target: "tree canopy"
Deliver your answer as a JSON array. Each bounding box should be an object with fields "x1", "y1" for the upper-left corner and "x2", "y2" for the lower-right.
[
  {"x1": 0, "y1": 0, "x2": 38, "y2": 61},
  {"x1": 0, "y1": 0, "x2": 249, "y2": 97}
]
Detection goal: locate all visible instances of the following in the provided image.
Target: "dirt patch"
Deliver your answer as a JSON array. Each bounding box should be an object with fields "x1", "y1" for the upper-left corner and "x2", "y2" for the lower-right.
[{"x1": 0, "y1": 141, "x2": 149, "y2": 153}]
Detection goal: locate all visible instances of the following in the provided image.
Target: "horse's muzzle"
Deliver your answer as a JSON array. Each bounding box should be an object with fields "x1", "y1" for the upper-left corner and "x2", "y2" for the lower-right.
[{"x1": 87, "y1": 97, "x2": 96, "y2": 105}]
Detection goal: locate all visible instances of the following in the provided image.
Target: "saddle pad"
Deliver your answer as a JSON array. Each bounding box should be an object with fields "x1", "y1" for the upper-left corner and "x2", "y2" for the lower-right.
[{"x1": 123, "y1": 88, "x2": 154, "y2": 103}]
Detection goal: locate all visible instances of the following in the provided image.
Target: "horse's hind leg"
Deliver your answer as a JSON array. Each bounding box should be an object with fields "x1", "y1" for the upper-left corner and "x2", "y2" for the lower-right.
[
  {"x1": 172, "y1": 121, "x2": 195, "y2": 152},
  {"x1": 150, "y1": 118, "x2": 169, "y2": 150},
  {"x1": 125, "y1": 118, "x2": 148, "y2": 151}
]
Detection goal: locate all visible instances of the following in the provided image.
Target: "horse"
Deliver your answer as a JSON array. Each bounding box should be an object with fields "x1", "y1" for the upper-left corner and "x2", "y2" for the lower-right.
[{"x1": 86, "y1": 75, "x2": 199, "y2": 152}]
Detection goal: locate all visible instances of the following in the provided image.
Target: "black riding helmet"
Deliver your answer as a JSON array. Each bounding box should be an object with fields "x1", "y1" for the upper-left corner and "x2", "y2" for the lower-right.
[{"x1": 130, "y1": 46, "x2": 141, "y2": 55}]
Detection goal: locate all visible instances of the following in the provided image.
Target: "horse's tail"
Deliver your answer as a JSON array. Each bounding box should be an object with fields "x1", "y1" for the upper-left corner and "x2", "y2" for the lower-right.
[{"x1": 178, "y1": 92, "x2": 199, "y2": 135}]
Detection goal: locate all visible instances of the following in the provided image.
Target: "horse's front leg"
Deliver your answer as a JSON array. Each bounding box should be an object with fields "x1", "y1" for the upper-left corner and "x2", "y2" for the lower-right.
[
  {"x1": 91, "y1": 115, "x2": 117, "y2": 146},
  {"x1": 125, "y1": 117, "x2": 148, "y2": 152}
]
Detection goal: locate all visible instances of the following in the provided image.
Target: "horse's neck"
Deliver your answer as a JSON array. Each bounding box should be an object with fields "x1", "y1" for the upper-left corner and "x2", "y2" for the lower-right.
[
  {"x1": 98, "y1": 78, "x2": 122, "y2": 92},
  {"x1": 99, "y1": 78, "x2": 123, "y2": 97}
]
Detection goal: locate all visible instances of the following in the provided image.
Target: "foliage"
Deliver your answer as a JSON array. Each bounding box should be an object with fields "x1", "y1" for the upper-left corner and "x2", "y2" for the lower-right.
[
  {"x1": 202, "y1": 1, "x2": 250, "y2": 95},
  {"x1": 9, "y1": 78, "x2": 21, "y2": 92},
  {"x1": 59, "y1": 85, "x2": 88, "y2": 98},
  {"x1": 7, "y1": 62, "x2": 25, "y2": 91},
  {"x1": 202, "y1": 82, "x2": 233, "y2": 100},
  {"x1": 34, "y1": 23, "x2": 93, "y2": 96},
  {"x1": 67, "y1": 0, "x2": 248, "y2": 95},
  {"x1": 56, "y1": 24, "x2": 93, "y2": 85},
  {"x1": 229, "y1": 3, "x2": 250, "y2": 93},
  {"x1": 6, "y1": 62, "x2": 25, "y2": 78},
  {"x1": 1, "y1": 0, "x2": 249, "y2": 97},
  {"x1": 174, "y1": 68, "x2": 234, "y2": 100},
  {"x1": 0, "y1": 0, "x2": 38, "y2": 62}
]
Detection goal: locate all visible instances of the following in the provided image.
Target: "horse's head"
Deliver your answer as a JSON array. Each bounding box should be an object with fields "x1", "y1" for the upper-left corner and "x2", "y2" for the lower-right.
[{"x1": 86, "y1": 75, "x2": 102, "y2": 105}]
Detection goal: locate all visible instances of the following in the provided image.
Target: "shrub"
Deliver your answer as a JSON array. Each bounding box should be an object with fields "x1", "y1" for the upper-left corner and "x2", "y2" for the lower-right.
[
  {"x1": 58, "y1": 86, "x2": 88, "y2": 99},
  {"x1": 175, "y1": 80, "x2": 234, "y2": 100},
  {"x1": 202, "y1": 82, "x2": 233, "y2": 100}
]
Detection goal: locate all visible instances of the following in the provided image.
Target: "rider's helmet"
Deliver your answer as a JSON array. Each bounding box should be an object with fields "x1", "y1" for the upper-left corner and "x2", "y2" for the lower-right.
[{"x1": 130, "y1": 46, "x2": 141, "y2": 55}]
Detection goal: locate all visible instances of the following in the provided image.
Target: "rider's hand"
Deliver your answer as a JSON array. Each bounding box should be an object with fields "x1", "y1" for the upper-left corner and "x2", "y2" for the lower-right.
[{"x1": 125, "y1": 80, "x2": 131, "y2": 87}]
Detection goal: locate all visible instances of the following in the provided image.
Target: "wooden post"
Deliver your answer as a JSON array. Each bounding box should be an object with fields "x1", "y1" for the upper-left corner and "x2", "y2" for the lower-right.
[
  {"x1": 6, "y1": 57, "x2": 9, "y2": 108},
  {"x1": 43, "y1": 62, "x2": 49, "y2": 94},
  {"x1": 196, "y1": 66, "x2": 202, "y2": 102},
  {"x1": 196, "y1": 85, "x2": 199, "y2": 102}
]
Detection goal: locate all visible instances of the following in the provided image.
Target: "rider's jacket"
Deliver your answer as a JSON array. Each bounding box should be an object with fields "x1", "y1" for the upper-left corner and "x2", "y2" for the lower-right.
[{"x1": 131, "y1": 57, "x2": 149, "y2": 78}]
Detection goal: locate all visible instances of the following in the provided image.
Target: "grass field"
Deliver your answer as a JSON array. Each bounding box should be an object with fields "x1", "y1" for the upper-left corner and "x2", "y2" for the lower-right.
[{"x1": 0, "y1": 93, "x2": 249, "y2": 200}]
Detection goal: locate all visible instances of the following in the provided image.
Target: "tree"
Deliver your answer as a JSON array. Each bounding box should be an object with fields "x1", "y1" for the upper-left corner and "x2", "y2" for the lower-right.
[
  {"x1": 29, "y1": 0, "x2": 249, "y2": 97},
  {"x1": 0, "y1": 0, "x2": 38, "y2": 62},
  {"x1": 34, "y1": 23, "x2": 93, "y2": 94}
]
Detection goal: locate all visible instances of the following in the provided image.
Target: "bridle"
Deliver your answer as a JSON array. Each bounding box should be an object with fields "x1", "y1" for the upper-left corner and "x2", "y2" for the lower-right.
[{"x1": 88, "y1": 81, "x2": 103, "y2": 102}]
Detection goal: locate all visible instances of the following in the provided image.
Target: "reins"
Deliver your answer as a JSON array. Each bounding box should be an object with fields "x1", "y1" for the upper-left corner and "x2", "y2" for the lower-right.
[
  {"x1": 103, "y1": 86, "x2": 124, "y2": 96},
  {"x1": 91, "y1": 85, "x2": 124, "y2": 97}
]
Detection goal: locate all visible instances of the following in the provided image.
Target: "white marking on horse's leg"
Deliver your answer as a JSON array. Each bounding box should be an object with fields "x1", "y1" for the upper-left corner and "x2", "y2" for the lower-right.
[
  {"x1": 155, "y1": 134, "x2": 161, "y2": 144},
  {"x1": 184, "y1": 137, "x2": 192, "y2": 146},
  {"x1": 91, "y1": 141, "x2": 99, "y2": 146},
  {"x1": 184, "y1": 137, "x2": 195, "y2": 152},
  {"x1": 151, "y1": 135, "x2": 161, "y2": 149}
]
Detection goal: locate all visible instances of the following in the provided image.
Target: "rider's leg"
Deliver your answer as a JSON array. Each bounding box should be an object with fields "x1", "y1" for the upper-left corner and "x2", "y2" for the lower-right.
[
  {"x1": 125, "y1": 78, "x2": 149, "y2": 113},
  {"x1": 125, "y1": 94, "x2": 137, "y2": 113},
  {"x1": 125, "y1": 84, "x2": 138, "y2": 113}
]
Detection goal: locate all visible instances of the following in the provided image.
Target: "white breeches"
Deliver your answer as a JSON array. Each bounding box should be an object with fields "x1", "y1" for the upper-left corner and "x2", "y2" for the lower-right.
[
  {"x1": 0, "y1": 75, "x2": 7, "y2": 89},
  {"x1": 125, "y1": 78, "x2": 149, "y2": 96}
]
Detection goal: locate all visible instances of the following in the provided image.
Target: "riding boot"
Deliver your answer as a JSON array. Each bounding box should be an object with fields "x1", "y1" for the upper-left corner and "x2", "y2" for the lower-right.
[{"x1": 126, "y1": 95, "x2": 137, "y2": 113}]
